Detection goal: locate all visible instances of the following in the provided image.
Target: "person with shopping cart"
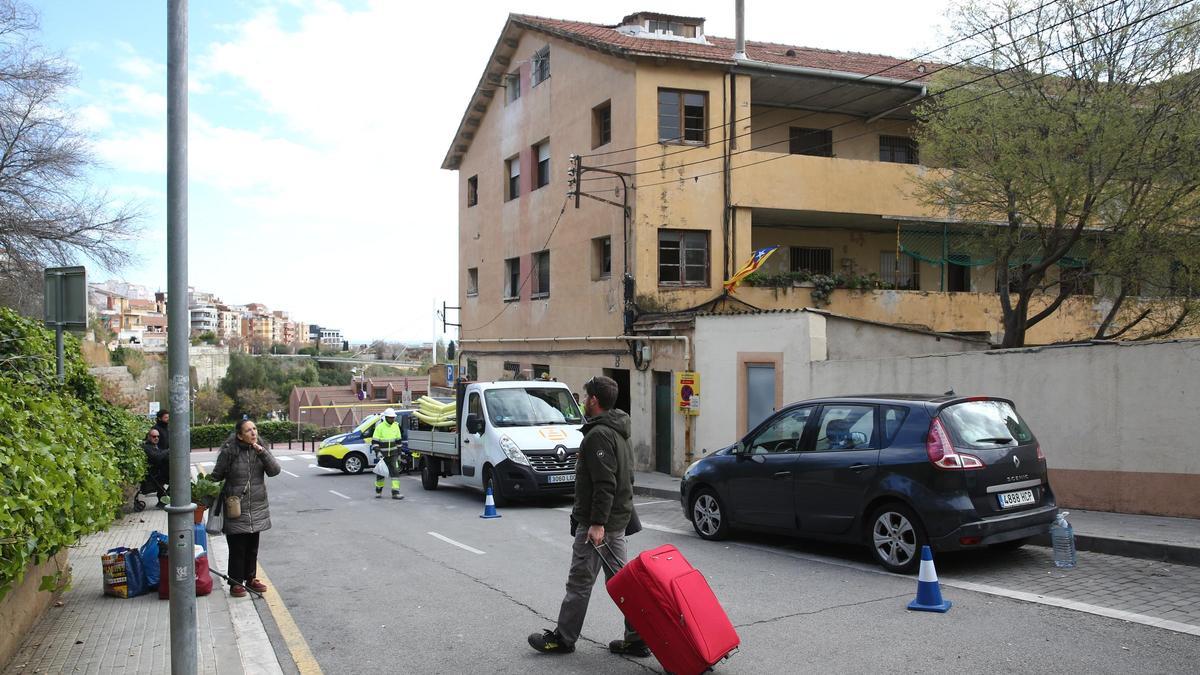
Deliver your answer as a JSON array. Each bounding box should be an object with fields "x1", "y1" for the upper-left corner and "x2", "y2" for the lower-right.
[{"x1": 369, "y1": 408, "x2": 405, "y2": 500}]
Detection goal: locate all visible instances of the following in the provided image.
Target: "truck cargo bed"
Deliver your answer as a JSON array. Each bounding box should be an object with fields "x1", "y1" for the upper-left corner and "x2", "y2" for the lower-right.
[{"x1": 407, "y1": 430, "x2": 458, "y2": 457}]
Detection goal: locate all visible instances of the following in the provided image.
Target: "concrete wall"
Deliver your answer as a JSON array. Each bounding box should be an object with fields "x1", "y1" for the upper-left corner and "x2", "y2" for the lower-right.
[
  {"x1": 823, "y1": 315, "x2": 988, "y2": 361},
  {"x1": 0, "y1": 551, "x2": 68, "y2": 669},
  {"x1": 804, "y1": 340, "x2": 1200, "y2": 518},
  {"x1": 189, "y1": 345, "x2": 230, "y2": 389}
]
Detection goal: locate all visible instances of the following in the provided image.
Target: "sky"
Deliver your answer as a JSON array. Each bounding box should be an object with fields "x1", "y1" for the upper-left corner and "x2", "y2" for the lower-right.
[{"x1": 32, "y1": 0, "x2": 955, "y2": 343}]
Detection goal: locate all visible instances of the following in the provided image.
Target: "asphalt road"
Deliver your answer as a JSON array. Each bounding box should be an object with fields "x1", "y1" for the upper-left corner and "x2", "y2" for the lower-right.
[{"x1": 203, "y1": 451, "x2": 1200, "y2": 674}]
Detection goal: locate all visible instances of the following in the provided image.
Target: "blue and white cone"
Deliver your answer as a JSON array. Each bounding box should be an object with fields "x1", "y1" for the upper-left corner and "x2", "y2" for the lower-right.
[
  {"x1": 906, "y1": 545, "x2": 951, "y2": 612},
  {"x1": 480, "y1": 486, "x2": 502, "y2": 519}
]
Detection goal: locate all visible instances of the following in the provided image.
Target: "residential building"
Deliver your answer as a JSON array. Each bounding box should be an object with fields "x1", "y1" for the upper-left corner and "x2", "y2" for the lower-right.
[
  {"x1": 189, "y1": 304, "x2": 219, "y2": 335},
  {"x1": 289, "y1": 376, "x2": 429, "y2": 430},
  {"x1": 318, "y1": 328, "x2": 344, "y2": 351},
  {"x1": 443, "y1": 11, "x2": 1200, "y2": 474}
]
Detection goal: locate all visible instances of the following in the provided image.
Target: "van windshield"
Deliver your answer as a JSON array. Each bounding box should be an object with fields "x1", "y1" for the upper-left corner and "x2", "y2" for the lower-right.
[
  {"x1": 484, "y1": 388, "x2": 583, "y2": 427},
  {"x1": 940, "y1": 400, "x2": 1034, "y2": 448}
]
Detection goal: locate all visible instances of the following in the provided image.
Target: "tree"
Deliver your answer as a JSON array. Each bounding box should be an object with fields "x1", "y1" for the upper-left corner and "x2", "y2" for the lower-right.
[
  {"x1": 193, "y1": 387, "x2": 233, "y2": 424},
  {"x1": 915, "y1": 0, "x2": 1200, "y2": 347},
  {"x1": 0, "y1": 1, "x2": 141, "y2": 315},
  {"x1": 237, "y1": 388, "x2": 280, "y2": 420}
]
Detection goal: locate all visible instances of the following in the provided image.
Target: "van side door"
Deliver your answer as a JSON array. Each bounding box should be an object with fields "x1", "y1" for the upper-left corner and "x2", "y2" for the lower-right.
[{"x1": 460, "y1": 391, "x2": 485, "y2": 479}]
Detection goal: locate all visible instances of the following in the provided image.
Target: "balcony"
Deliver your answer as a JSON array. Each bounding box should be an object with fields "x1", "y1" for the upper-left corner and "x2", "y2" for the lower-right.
[{"x1": 731, "y1": 152, "x2": 943, "y2": 219}]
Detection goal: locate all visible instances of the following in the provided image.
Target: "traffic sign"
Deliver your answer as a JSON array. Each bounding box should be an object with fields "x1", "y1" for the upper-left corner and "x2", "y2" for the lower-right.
[{"x1": 675, "y1": 371, "x2": 700, "y2": 416}]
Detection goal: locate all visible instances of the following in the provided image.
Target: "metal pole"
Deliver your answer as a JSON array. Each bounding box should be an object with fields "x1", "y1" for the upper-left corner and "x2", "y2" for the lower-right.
[
  {"x1": 733, "y1": 0, "x2": 747, "y2": 60},
  {"x1": 166, "y1": 2, "x2": 196, "y2": 673},
  {"x1": 55, "y1": 325, "x2": 64, "y2": 384}
]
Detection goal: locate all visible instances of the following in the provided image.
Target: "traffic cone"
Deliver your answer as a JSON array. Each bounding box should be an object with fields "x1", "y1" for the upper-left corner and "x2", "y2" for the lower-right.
[
  {"x1": 479, "y1": 486, "x2": 502, "y2": 519},
  {"x1": 906, "y1": 545, "x2": 951, "y2": 613}
]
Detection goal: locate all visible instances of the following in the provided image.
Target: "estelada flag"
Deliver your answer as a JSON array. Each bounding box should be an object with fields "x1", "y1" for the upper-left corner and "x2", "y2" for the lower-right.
[{"x1": 724, "y1": 246, "x2": 780, "y2": 294}]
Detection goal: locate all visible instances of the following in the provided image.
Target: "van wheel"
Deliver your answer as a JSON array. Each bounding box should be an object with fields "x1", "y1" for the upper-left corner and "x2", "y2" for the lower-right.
[
  {"x1": 690, "y1": 488, "x2": 729, "y2": 541},
  {"x1": 868, "y1": 503, "x2": 927, "y2": 574},
  {"x1": 342, "y1": 452, "x2": 366, "y2": 475},
  {"x1": 421, "y1": 458, "x2": 439, "y2": 491},
  {"x1": 483, "y1": 466, "x2": 509, "y2": 507}
]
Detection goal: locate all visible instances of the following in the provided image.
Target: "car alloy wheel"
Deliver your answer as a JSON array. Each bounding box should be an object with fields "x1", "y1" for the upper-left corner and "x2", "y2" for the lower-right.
[
  {"x1": 343, "y1": 453, "x2": 364, "y2": 474},
  {"x1": 870, "y1": 507, "x2": 922, "y2": 574},
  {"x1": 690, "y1": 490, "x2": 728, "y2": 540}
]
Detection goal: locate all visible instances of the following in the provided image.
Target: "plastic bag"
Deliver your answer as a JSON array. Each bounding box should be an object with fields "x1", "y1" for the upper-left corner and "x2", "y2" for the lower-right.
[
  {"x1": 373, "y1": 457, "x2": 389, "y2": 477},
  {"x1": 140, "y1": 531, "x2": 169, "y2": 590},
  {"x1": 102, "y1": 547, "x2": 148, "y2": 598}
]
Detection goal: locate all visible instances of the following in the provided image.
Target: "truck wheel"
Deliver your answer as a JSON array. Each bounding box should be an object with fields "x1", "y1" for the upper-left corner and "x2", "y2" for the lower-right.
[
  {"x1": 421, "y1": 458, "x2": 439, "y2": 490},
  {"x1": 484, "y1": 466, "x2": 509, "y2": 507}
]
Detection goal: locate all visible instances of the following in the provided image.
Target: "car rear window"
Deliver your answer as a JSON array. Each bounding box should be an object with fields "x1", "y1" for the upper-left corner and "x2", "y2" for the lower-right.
[{"x1": 939, "y1": 400, "x2": 1034, "y2": 448}]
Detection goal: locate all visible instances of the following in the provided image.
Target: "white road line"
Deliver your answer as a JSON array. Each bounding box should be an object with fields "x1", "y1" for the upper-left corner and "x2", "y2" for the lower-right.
[
  {"x1": 641, "y1": 522, "x2": 693, "y2": 536},
  {"x1": 428, "y1": 532, "x2": 486, "y2": 555},
  {"x1": 276, "y1": 456, "x2": 295, "y2": 461},
  {"x1": 634, "y1": 499, "x2": 675, "y2": 507},
  {"x1": 280, "y1": 469, "x2": 299, "y2": 478},
  {"x1": 308, "y1": 464, "x2": 336, "y2": 472},
  {"x1": 329, "y1": 490, "x2": 351, "y2": 500}
]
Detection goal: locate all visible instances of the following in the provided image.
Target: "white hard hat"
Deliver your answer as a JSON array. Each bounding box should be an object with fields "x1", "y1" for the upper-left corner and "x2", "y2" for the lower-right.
[{"x1": 383, "y1": 408, "x2": 396, "y2": 417}]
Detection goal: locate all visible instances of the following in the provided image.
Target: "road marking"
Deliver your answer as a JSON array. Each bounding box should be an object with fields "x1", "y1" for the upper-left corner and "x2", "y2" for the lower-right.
[
  {"x1": 277, "y1": 456, "x2": 295, "y2": 461},
  {"x1": 642, "y1": 522, "x2": 692, "y2": 536},
  {"x1": 328, "y1": 490, "x2": 351, "y2": 500},
  {"x1": 428, "y1": 532, "x2": 486, "y2": 555},
  {"x1": 281, "y1": 469, "x2": 299, "y2": 478},
  {"x1": 634, "y1": 499, "x2": 674, "y2": 507},
  {"x1": 308, "y1": 464, "x2": 336, "y2": 472},
  {"x1": 255, "y1": 564, "x2": 324, "y2": 675}
]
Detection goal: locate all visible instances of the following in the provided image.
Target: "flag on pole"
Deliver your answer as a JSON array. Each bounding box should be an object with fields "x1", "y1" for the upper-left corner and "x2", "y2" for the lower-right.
[{"x1": 724, "y1": 246, "x2": 780, "y2": 294}]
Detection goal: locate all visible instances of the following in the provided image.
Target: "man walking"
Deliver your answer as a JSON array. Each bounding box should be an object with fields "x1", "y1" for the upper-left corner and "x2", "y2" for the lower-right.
[
  {"x1": 369, "y1": 408, "x2": 405, "y2": 500},
  {"x1": 528, "y1": 376, "x2": 649, "y2": 658}
]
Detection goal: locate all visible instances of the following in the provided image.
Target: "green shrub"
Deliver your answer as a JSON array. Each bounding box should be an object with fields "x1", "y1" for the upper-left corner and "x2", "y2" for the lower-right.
[
  {"x1": 0, "y1": 308, "x2": 146, "y2": 602},
  {"x1": 191, "y1": 421, "x2": 343, "y2": 448}
]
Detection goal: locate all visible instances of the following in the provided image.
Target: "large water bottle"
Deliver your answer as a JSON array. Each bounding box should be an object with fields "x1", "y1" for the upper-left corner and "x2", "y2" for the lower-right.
[{"x1": 1050, "y1": 510, "x2": 1077, "y2": 568}]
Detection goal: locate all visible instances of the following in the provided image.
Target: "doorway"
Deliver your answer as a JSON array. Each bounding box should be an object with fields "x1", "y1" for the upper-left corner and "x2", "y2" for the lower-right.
[
  {"x1": 653, "y1": 371, "x2": 672, "y2": 474},
  {"x1": 603, "y1": 368, "x2": 631, "y2": 414},
  {"x1": 745, "y1": 364, "x2": 776, "y2": 432}
]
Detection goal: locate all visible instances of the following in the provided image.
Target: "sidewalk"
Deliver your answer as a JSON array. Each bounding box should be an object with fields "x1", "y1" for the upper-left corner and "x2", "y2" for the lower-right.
[
  {"x1": 633, "y1": 470, "x2": 1200, "y2": 566},
  {"x1": 2, "y1": 509, "x2": 284, "y2": 675}
]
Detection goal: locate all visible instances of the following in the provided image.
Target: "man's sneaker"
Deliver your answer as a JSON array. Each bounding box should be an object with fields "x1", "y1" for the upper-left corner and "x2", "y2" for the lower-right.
[
  {"x1": 392, "y1": 492, "x2": 405, "y2": 500},
  {"x1": 375, "y1": 492, "x2": 382, "y2": 499},
  {"x1": 528, "y1": 629, "x2": 574, "y2": 654},
  {"x1": 609, "y1": 639, "x2": 651, "y2": 657}
]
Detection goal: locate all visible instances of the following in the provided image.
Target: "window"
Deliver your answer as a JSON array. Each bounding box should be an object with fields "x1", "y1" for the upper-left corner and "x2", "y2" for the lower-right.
[
  {"x1": 532, "y1": 363, "x2": 550, "y2": 379},
  {"x1": 939, "y1": 400, "x2": 1034, "y2": 449},
  {"x1": 748, "y1": 407, "x2": 812, "y2": 455},
  {"x1": 658, "y1": 89, "x2": 707, "y2": 145},
  {"x1": 1059, "y1": 262, "x2": 1092, "y2": 296},
  {"x1": 658, "y1": 230, "x2": 709, "y2": 286},
  {"x1": 466, "y1": 267, "x2": 478, "y2": 297},
  {"x1": 373, "y1": 387, "x2": 387, "y2": 401},
  {"x1": 881, "y1": 406, "x2": 909, "y2": 447},
  {"x1": 505, "y1": 72, "x2": 521, "y2": 104},
  {"x1": 880, "y1": 251, "x2": 920, "y2": 290},
  {"x1": 880, "y1": 135, "x2": 919, "y2": 164},
  {"x1": 485, "y1": 386, "x2": 583, "y2": 426},
  {"x1": 466, "y1": 175, "x2": 478, "y2": 207},
  {"x1": 593, "y1": 236, "x2": 612, "y2": 279},
  {"x1": 648, "y1": 19, "x2": 697, "y2": 37},
  {"x1": 947, "y1": 254, "x2": 970, "y2": 292},
  {"x1": 997, "y1": 264, "x2": 1029, "y2": 294},
  {"x1": 502, "y1": 361, "x2": 521, "y2": 379},
  {"x1": 504, "y1": 257, "x2": 520, "y2": 300},
  {"x1": 505, "y1": 155, "x2": 520, "y2": 201},
  {"x1": 531, "y1": 46, "x2": 550, "y2": 86},
  {"x1": 789, "y1": 127, "x2": 833, "y2": 157},
  {"x1": 532, "y1": 250, "x2": 550, "y2": 298},
  {"x1": 468, "y1": 393, "x2": 483, "y2": 426},
  {"x1": 593, "y1": 100, "x2": 612, "y2": 148},
  {"x1": 814, "y1": 405, "x2": 877, "y2": 452},
  {"x1": 790, "y1": 247, "x2": 832, "y2": 275},
  {"x1": 466, "y1": 359, "x2": 478, "y2": 381},
  {"x1": 533, "y1": 141, "x2": 550, "y2": 190}
]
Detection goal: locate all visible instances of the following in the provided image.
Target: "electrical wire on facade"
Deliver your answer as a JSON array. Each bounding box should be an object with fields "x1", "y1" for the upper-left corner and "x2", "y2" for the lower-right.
[{"x1": 579, "y1": 0, "x2": 1115, "y2": 167}]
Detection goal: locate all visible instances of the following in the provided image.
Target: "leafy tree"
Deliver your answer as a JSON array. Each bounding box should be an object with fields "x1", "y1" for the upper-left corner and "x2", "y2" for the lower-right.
[
  {"x1": 193, "y1": 331, "x2": 218, "y2": 346},
  {"x1": 237, "y1": 387, "x2": 280, "y2": 420},
  {"x1": 915, "y1": 0, "x2": 1200, "y2": 347},
  {"x1": 297, "y1": 345, "x2": 319, "y2": 356},
  {"x1": 193, "y1": 387, "x2": 233, "y2": 424},
  {"x1": 0, "y1": 1, "x2": 141, "y2": 315}
]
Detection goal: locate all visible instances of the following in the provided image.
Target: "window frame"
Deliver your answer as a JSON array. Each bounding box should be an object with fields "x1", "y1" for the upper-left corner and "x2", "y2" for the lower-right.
[
  {"x1": 880, "y1": 251, "x2": 920, "y2": 290},
  {"x1": 505, "y1": 155, "x2": 520, "y2": 201},
  {"x1": 466, "y1": 175, "x2": 478, "y2": 207},
  {"x1": 789, "y1": 127, "x2": 834, "y2": 157},
  {"x1": 531, "y1": 46, "x2": 550, "y2": 87},
  {"x1": 533, "y1": 140, "x2": 550, "y2": 190},
  {"x1": 790, "y1": 246, "x2": 833, "y2": 276},
  {"x1": 879, "y1": 135, "x2": 919, "y2": 164},
  {"x1": 657, "y1": 88, "x2": 708, "y2": 146},
  {"x1": 592, "y1": 100, "x2": 612, "y2": 149},
  {"x1": 532, "y1": 249, "x2": 550, "y2": 298},
  {"x1": 813, "y1": 404, "x2": 880, "y2": 452},
  {"x1": 746, "y1": 406, "x2": 816, "y2": 455},
  {"x1": 593, "y1": 236, "x2": 612, "y2": 280},
  {"x1": 658, "y1": 229, "x2": 710, "y2": 287},
  {"x1": 503, "y1": 257, "x2": 521, "y2": 301},
  {"x1": 466, "y1": 267, "x2": 479, "y2": 297},
  {"x1": 505, "y1": 72, "x2": 521, "y2": 104}
]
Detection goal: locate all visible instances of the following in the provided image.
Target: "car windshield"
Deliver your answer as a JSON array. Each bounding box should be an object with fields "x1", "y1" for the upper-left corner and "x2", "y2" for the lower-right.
[
  {"x1": 940, "y1": 400, "x2": 1034, "y2": 447},
  {"x1": 484, "y1": 387, "x2": 582, "y2": 427}
]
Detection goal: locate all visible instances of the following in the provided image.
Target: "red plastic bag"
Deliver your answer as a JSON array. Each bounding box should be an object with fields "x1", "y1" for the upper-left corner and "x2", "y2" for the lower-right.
[{"x1": 158, "y1": 549, "x2": 214, "y2": 599}]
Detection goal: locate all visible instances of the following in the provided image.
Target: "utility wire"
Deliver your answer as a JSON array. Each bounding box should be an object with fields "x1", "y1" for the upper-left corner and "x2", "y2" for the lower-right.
[
  {"x1": 460, "y1": 195, "x2": 571, "y2": 334},
  {"x1": 588, "y1": 0, "x2": 1128, "y2": 173},
  {"x1": 588, "y1": 0, "x2": 1197, "y2": 189},
  {"x1": 580, "y1": 0, "x2": 1098, "y2": 163}
]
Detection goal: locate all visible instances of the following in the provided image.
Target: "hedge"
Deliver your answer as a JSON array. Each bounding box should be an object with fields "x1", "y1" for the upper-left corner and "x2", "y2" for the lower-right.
[
  {"x1": 191, "y1": 421, "x2": 342, "y2": 449},
  {"x1": 0, "y1": 308, "x2": 146, "y2": 602}
]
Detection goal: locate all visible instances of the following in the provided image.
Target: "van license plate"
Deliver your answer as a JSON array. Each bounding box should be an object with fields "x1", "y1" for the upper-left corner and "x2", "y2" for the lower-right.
[
  {"x1": 998, "y1": 489, "x2": 1035, "y2": 509},
  {"x1": 548, "y1": 474, "x2": 574, "y2": 484}
]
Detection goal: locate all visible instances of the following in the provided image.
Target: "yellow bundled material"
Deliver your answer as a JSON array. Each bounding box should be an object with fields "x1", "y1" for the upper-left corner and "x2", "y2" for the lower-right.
[
  {"x1": 417, "y1": 396, "x2": 455, "y2": 415},
  {"x1": 414, "y1": 409, "x2": 456, "y2": 427}
]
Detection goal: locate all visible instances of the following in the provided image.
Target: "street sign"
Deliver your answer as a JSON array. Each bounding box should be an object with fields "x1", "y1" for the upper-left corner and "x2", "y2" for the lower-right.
[
  {"x1": 446, "y1": 364, "x2": 456, "y2": 387},
  {"x1": 43, "y1": 266, "x2": 87, "y2": 331},
  {"x1": 148, "y1": 401, "x2": 161, "y2": 418},
  {"x1": 675, "y1": 370, "x2": 700, "y2": 416}
]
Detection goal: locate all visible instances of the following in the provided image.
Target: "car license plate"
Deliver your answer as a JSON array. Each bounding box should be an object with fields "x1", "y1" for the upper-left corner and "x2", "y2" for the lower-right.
[
  {"x1": 998, "y1": 489, "x2": 1035, "y2": 509},
  {"x1": 548, "y1": 473, "x2": 574, "y2": 484}
]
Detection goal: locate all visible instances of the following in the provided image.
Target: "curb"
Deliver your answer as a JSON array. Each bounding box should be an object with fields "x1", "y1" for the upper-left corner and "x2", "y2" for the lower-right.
[
  {"x1": 633, "y1": 485, "x2": 679, "y2": 501},
  {"x1": 1030, "y1": 533, "x2": 1200, "y2": 567}
]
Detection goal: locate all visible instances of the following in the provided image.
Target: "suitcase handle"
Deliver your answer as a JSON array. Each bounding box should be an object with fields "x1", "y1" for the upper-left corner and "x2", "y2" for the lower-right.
[{"x1": 592, "y1": 543, "x2": 624, "y2": 576}]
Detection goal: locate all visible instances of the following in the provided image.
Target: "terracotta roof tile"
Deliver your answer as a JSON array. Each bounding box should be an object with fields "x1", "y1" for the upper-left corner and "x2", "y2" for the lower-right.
[{"x1": 512, "y1": 14, "x2": 936, "y2": 82}]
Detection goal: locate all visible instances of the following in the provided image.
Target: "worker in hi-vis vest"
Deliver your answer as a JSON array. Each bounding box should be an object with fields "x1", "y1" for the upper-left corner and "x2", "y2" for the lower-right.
[{"x1": 370, "y1": 408, "x2": 405, "y2": 500}]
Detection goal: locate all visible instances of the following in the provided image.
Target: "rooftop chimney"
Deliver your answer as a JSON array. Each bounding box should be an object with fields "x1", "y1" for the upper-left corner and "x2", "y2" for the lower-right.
[{"x1": 733, "y1": 0, "x2": 746, "y2": 60}]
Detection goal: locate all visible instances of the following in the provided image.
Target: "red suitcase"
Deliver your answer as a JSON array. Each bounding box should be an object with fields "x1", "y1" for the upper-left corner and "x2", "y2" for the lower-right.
[{"x1": 603, "y1": 543, "x2": 739, "y2": 675}]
